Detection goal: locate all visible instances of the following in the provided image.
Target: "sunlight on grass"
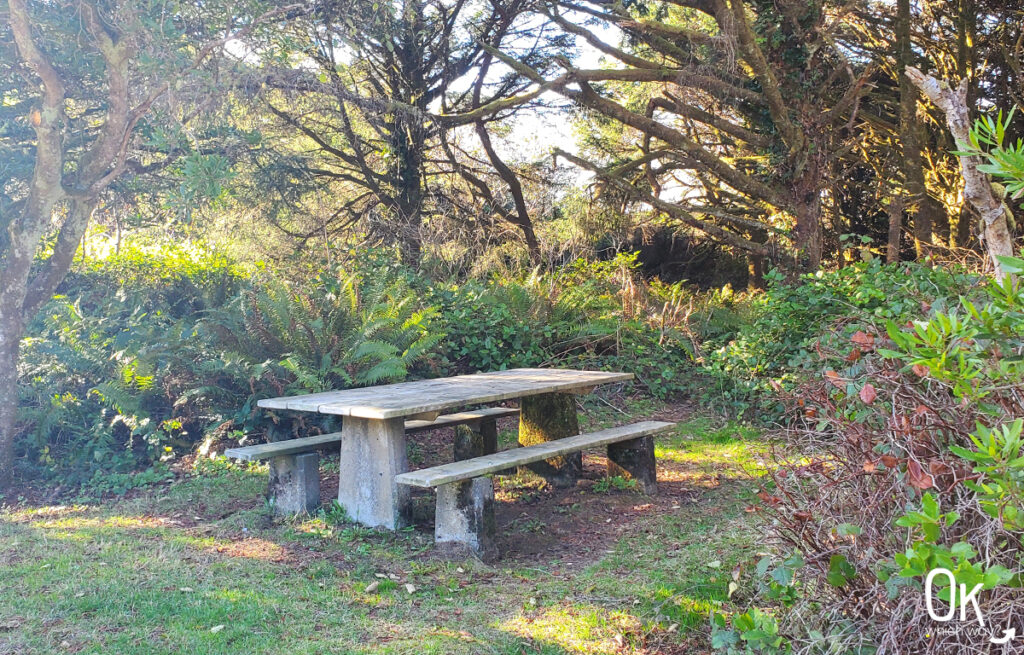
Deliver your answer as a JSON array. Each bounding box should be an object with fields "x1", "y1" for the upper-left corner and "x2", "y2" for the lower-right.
[
  {"x1": 0, "y1": 413, "x2": 772, "y2": 654},
  {"x1": 30, "y1": 515, "x2": 169, "y2": 530},
  {"x1": 502, "y1": 604, "x2": 644, "y2": 654},
  {"x1": 655, "y1": 417, "x2": 770, "y2": 478},
  {"x1": 6, "y1": 503, "x2": 92, "y2": 522}
]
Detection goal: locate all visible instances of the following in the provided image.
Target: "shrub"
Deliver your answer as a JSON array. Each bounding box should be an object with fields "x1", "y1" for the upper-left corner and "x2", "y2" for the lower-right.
[
  {"x1": 15, "y1": 244, "x2": 444, "y2": 482},
  {"x1": 431, "y1": 253, "x2": 696, "y2": 398},
  {"x1": 701, "y1": 260, "x2": 980, "y2": 417},
  {"x1": 16, "y1": 247, "x2": 697, "y2": 483},
  {"x1": 714, "y1": 257, "x2": 1024, "y2": 654}
]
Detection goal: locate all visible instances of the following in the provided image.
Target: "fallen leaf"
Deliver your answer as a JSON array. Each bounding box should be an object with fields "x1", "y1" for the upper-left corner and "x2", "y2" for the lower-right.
[
  {"x1": 907, "y1": 459, "x2": 934, "y2": 490},
  {"x1": 757, "y1": 492, "x2": 782, "y2": 506},
  {"x1": 863, "y1": 460, "x2": 877, "y2": 473},
  {"x1": 728, "y1": 581, "x2": 739, "y2": 598},
  {"x1": 825, "y1": 370, "x2": 844, "y2": 388},
  {"x1": 793, "y1": 510, "x2": 813, "y2": 522},
  {"x1": 405, "y1": 583, "x2": 416, "y2": 594},
  {"x1": 707, "y1": 560, "x2": 722, "y2": 569},
  {"x1": 365, "y1": 581, "x2": 380, "y2": 593},
  {"x1": 179, "y1": 587, "x2": 194, "y2": 593},
  {"x1": 880, "y1": 455, "x2": 899, "y2": 469},
  {"x1": 851, "y1": 331, "x2": 875, "y2": 348},
  {"x1": 210, "y1": 625, "x2": 225, "y2": 633},
  {"x1": 859, "y1": 383, "x2": 878, "y2": 404},
  {"x1": 912, "y1": 364, "x2": 929, "y2": 377}
]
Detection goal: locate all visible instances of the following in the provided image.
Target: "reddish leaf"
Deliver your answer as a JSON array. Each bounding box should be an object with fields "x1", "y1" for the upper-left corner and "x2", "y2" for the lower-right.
[
  {"x1": 928, "y1": 460, "x2": 952, "y2": 476},
  {"x1": 825, "y1": 370, "x2": 844, "y2": 389},
  {"x1": 863, "y1": 460, "x2": 877, "y2": 473},
  {"x1": 907, "y1": 459, "x2": 934, "y2": 490},
  {"x1": 912, "y1": 364, "x2": 929, "y2": 377},
  {"x1": 914, "y1": 404, "x2": 930, "y2": 416},
  {"x1": 859, "y1": 383, "x2": 878, "y2": 404},
  {"x1": 880, "y1": 455, "x2": 900, "y2": 469},
  {"x1": 793, "y1": 510, "x2": 813, "y2": 522},
  {"x1": 757, "y1": 492, "x2": 782, "y2": 506},
  {"x1": 851, "y1": 331, "x2": 875, "y2": 348},
  {"x1": 846, "y1": 348, "x2": 862, "y2": 363}
]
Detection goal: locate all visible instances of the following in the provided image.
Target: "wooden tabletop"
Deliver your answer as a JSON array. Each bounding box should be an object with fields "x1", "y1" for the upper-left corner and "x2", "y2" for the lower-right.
[{"x1": 257, "y1": 368, "x2": 633, "y2": 419}]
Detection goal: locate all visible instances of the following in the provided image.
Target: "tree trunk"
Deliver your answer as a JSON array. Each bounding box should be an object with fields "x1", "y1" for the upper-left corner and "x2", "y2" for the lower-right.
[
  {"x1": 794, "y1": 165, "x2": 824, "y2": 269},
  {"x1": 0, "y1": 321, "x2": 22, "y2": 489},
  {"x1": 906, "y1": 68, "x2": 1016, "y2": 278},
  {"x1": 897, "y1": 0, "x2": 945, "y2": 256},
  {"x1": 953, "y1": 204, "x2": 974, "y2": 248},
  {"x1": 747, "y1": 253, "x2": 766, "y2": 290},
  {"x1": 886, "y1": 193, "x2": 904, "y2": 264}
]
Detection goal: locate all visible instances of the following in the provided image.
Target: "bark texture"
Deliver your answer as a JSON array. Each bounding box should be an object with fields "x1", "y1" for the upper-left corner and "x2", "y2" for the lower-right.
[{"x1": 906, "y1": 68, "x2": 1016, "y2": 278}]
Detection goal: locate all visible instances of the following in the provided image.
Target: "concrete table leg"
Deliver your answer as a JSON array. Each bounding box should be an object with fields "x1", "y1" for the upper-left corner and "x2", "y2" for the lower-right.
[
  {"x1": 607, "y1": 435, "x2": 658, "y2": 494},
  {"x1": 268, "y1": 452, "x2": 321, "y2": 515},
  {"x1": 518, "y1": 392, "x2": 581, "y2": 488},
  {"x1": 478, "y1": 418, "x2": 498, "y2": 456},
  {"x1": 454, "y1": 424, "x2": 485, "y2": 461},
  {"x1": 337, "y1": 416, "x2": 410, "y2": 529},
  {"x1": 435, "y1": 477, "x2": 498, "y2": 562}
]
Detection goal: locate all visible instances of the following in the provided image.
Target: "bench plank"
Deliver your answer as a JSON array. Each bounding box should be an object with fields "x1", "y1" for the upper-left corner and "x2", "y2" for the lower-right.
[
  {"x1": 225, "y1": 432, "x2": 343, "y2": 462},
  {"x1": 395, "y1": 421, "x2": 675, "y2": 488},
  {"x1": 225, "y1": 407, "x2": 519, "y2": 461},
  {"x1": 404, "y1": 407, "x2": 518, "y2": 433}
]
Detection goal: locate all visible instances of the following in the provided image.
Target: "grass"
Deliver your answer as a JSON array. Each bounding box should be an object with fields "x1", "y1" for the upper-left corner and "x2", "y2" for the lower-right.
[{"x1": 0, "y1": 414, "x2": 769, "y2": 654}]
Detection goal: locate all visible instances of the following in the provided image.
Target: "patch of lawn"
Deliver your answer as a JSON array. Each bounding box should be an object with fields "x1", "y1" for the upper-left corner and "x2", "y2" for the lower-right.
[{"x1": 1, "y1": 411, "x2": 768, "y2": 654}]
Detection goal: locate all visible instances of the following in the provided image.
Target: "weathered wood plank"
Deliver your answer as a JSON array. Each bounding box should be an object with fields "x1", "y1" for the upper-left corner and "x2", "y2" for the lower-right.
[
  {"x1": 225, "y1": 407, "x2": 520, "y2": 461},
  {"x1": 225, "y1": 432, "x2": 343, "y2": 461},
  {"x1": 257, "y1": 368, "x2": 632, "y2": 419},
  {"x1": 395, "y1": 421, "x2": 675, "y2": 488},
  {"x1": 403, "y1": 407, "x2": 519, "y2": 433}
]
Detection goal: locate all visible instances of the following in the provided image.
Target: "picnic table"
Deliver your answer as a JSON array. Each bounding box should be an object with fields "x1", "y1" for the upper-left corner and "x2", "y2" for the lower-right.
[{"x1": 256, "y1": 368, "x2": 633, "y2": 529}]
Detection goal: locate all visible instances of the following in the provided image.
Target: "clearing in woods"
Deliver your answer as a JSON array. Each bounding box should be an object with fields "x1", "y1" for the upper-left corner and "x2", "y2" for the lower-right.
[{"x1": 0, "y1": 397, "x2": 770, "y2": 654}]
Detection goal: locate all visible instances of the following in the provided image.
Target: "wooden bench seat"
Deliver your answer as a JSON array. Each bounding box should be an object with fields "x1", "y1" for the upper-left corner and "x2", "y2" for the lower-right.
[
  {"x1": 225, "y1": 406, "x2": 519, "y2": 514},
  {"x1": 395, "y1": 420, "x2": 675, "y2": 560}
]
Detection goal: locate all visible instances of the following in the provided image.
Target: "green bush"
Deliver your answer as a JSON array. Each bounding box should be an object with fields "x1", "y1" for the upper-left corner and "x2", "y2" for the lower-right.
[
  {"x1": 700, "y1": 260, "x2": 980, "y2": 416},
  {"x1": 16, "y1": 247, "x2": 696, "y2": 484},
  {"x1": 16, "y1": 244, "x2": 445, "y2": 483},
  {"x1": 431, "y1": 253, "x2": 696, "y2": 398}
]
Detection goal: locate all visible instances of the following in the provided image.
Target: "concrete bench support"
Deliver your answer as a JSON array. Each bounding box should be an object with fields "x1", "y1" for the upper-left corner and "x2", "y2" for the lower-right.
[
  {"x1": 435, "y1": 477, "x2": 498, "y2": 561},
  {"x1": 607, "y1": 435, "x2": 657, "y2": 494},
  {"x1": 397, "y1": 421, "x2": 674, "y2": 561},
  {"x1": 268, "y1": 452, "x2": 321, "y2": 515},
  {"x1": 226, "y1": 407, "x2": 518, "y2": 519}
]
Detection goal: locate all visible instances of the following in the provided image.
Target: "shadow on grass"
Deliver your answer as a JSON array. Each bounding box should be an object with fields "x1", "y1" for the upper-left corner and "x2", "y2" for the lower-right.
[{"x1": 1, "y1": 415, "x2": 766, "y2": 654}]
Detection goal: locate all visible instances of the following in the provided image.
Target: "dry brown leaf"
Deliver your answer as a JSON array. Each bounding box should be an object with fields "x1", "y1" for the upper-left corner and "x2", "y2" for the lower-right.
[
  {"x1": 907, "y1": 459, "x2": 934, "y2": 490},
  {"x1": 859, "y1": 383, "x2": 878, "y2": 404}
]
